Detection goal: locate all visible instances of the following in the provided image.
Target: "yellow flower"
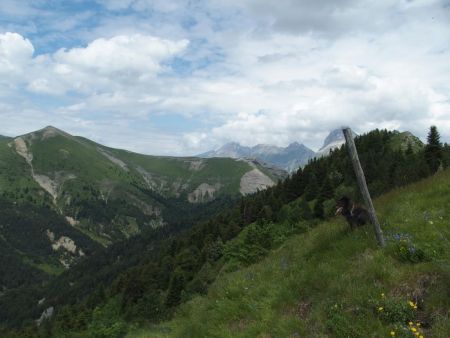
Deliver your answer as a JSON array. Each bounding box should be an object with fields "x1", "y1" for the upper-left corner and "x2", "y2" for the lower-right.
[
  {"x1": 414, "y1": 333, "x2": 419, "y2": 337},
  {"x1": 414, "y1": 305, "x2": 418, "y2": 309},
  {"x1": 378, "y1": 307, "x2": 383, "y2": 311},
  {"x1": 411, "y1": 327, "x2": 417, "y2": 332},
  {"x1": 419, "y1": 335, "x2": 424, "y2": 338},
  {"x1": 417, "y1": 323, "x2": 421, "y2": 327},
  {"x1": 409, "y1": 321, "x2": 413, "y2": 326},
  {"x1": 390, "y1": 331, "x2": 395, "y2": 336},
  {"x1": 409, "y1": 300, "x2": 415, "y2": 307}
]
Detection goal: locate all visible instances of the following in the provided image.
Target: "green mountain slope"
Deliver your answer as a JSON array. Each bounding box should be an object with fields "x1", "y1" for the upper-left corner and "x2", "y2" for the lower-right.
[
  {"x1": 0, "y1": 126, "x2": 281, "y2": 245},
  {"x1": 139, "y1": 169, "x2": 450, "y2": 338},
  {"x1": 0, "y1": 126, "x2": 284, "y2": 302}
]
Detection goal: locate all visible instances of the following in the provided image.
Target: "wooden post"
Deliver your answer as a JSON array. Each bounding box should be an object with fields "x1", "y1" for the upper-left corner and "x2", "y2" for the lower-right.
[{"x1": 342, "y1": 127, "x2": 385, "y2": 247}]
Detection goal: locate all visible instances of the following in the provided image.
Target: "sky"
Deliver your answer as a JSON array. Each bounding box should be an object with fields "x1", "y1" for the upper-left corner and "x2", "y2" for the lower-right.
[{"x1": 0, "y1": 0, "x2": 449, "y2": 155}]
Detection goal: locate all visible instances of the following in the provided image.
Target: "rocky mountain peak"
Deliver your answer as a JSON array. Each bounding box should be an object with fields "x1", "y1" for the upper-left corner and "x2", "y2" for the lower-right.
[{"x1": 321, "y1": 129, "x2": 345, "y2": 149}]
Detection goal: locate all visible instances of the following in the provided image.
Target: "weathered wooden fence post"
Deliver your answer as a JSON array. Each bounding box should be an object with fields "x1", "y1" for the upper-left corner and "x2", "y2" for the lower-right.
[{"x1": 342, "y1": 127, "x2": 385, "y2": 247}]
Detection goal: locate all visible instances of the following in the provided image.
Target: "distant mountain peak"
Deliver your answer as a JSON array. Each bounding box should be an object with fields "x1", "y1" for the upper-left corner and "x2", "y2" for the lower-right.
[
  {"x1": 317, "y1": 128, "x2": 357, "y2": 156},
  {"x1": 321, "y1": 129, "x2": 345, "y2": 149},
  {"x1": 39, "y1": 125, "x2": 68, "y2": 135},
  {"x1": 20, "y1": 125, "x2": 73, "y2": 140}
]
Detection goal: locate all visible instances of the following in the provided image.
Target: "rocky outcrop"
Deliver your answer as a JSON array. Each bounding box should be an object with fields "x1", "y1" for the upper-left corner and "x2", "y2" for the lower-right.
[
  {"x1": 240, "y1": 168, "x2": 275, "y2": 195},
  {"x1": 188, "y1": 183, "x2": 222, "y2": 203},
  {"x1": 36, "y1": 306, "x2": 54, "y2": 326}
]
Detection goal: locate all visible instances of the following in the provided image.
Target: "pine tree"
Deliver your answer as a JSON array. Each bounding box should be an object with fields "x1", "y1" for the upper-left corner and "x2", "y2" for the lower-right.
[
  {"x1": 313, "y1": 197, "x2": 325, "y2": 219},
  {"x1": 298, "y1": 199, "x2": 313, "y2": 220},
  {"x1": 424, "y1": 126, "x2": 443, "y2": 173},
  {"x1": 319, "y1": 176, "x2": 334, "y2": 200},
  {"x1": 165, "y1": 271, "x2": 185, "y2": 307}
]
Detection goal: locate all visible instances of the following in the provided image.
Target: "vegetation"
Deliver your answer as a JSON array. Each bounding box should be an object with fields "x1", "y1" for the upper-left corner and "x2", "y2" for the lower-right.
[
  {"x1": 1, "y1": 127, "x2": 449, "y2": 337},
  {"x1": 137, "y1": 169, "x2": 450, "y2": 338},
  {"x1": 424, "y1": 126, "x2": 443, "y2": 173}
]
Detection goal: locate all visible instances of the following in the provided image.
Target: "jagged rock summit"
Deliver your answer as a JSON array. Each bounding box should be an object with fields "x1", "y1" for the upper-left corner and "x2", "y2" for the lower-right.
[{"x1": 316, "y1": 128, "x2": 357, "y2": 157}]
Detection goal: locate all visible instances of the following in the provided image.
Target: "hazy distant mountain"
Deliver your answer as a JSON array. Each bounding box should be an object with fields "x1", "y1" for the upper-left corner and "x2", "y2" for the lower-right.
[{"x1": 199, "y1": 141, "x2": 316, "y2": 172}]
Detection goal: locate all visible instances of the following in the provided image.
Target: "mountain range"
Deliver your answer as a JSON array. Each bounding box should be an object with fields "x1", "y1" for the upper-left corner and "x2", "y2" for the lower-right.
[
  {"x1": 199, "y1": 129, "x2": 350, "y2": 172},
  {"x1": 200, "y1": 141, "x2": 316, "y2": 172},
  {"x1": 199, "y1": 129, "x2": 424, "y2": 172}
]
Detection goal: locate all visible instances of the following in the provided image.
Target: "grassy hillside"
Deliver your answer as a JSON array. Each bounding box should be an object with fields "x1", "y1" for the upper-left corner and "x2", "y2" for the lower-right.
[{"x1": 136, "y1": 169, "x2": 450, "y2": 338}]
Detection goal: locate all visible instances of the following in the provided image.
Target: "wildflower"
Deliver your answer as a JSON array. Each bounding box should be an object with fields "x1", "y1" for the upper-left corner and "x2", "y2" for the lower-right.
[
  {"x1": 409, "y1": 322, "x2": 413, "y2": 326},
  {"x1": 408, "y1": 300, "x2": 416, "y2": 307},
  {"x1": 414, "y1": 305, "x2": 418, "y2": 309},
  {"x1": 411, "y1": 327, "x2": 417, "y2": 332},
  {"x1": 378, "y1": 307, "x2": 383, "y2": 311},
  {"x1": 390, "y1": 331, "x2": 395, "y2": 336},
  {"x1": 420, "y1": 336, "x2": 424, "y2": 338}
]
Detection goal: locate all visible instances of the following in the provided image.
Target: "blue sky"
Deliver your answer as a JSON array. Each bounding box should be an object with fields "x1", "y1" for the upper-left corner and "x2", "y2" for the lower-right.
[{"x1": 1, "y1": 0, "x2": 450, "y2": 155}]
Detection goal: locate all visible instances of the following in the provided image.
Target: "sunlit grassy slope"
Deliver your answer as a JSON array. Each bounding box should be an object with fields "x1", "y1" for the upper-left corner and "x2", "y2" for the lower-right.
[{"x1": 133, "y1": 169, "x2": 450, "y2": 338}]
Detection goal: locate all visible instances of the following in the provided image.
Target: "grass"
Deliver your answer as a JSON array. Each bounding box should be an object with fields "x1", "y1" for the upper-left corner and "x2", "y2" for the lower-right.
[{"x1": 131, "y1": 169, "x2": 450, "y2": 338}]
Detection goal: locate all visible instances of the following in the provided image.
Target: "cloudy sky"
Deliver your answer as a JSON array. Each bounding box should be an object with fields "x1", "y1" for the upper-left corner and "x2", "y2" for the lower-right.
[{"x1": 0, "y1": 0, "x2": 449, "y2": 155}]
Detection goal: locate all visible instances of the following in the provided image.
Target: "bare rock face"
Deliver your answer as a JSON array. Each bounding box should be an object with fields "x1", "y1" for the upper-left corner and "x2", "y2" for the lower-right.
[
  {"x1": 46, "y1": 229, "x2": 85, "y2": 268},
  {"x1": 187, "y1": 159, "x2": 205, "y2": 171},
  {"x1": 188, "y1": 183, "x2": 221, "y2": 203},
  {"x1": 239, "y1": 168, "x2": 275, "y2": 195},
  {"x1": 36, "y1": 306, "x2": 54, "y2": 326},
  {"x1": 12, "y1": 133, "x2": 76, "y2": 202}
]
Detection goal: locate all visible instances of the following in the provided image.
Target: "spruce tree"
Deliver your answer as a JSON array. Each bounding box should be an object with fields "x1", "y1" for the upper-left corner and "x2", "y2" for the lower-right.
[{"x1": 424, "y1": 126, "x2": 443, "y2": 173}]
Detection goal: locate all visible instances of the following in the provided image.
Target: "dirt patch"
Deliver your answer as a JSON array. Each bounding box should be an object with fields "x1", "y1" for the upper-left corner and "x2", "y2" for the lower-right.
[
  {"x1": 282, "y1": 301, "x2": 311, "y2": 320},
  {"x1": 228, "y1": 318, "x2": 256, "y2": 333}
]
